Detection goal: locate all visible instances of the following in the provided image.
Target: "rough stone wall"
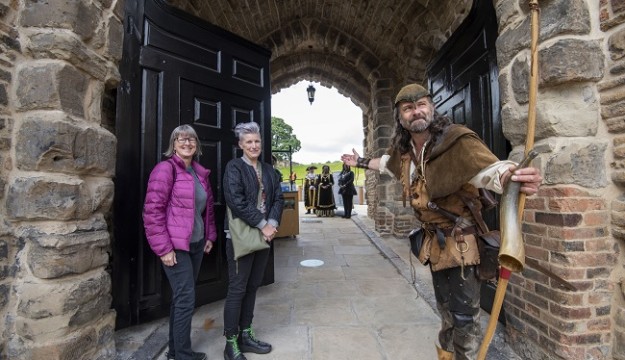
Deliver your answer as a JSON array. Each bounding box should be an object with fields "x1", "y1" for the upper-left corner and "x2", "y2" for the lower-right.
[
  {"x1": 0, "y1": 0, "x2": 124, "y2": 358},
  {"x1": 496, "y1": 0, "x2": 623, "y2": 358}
]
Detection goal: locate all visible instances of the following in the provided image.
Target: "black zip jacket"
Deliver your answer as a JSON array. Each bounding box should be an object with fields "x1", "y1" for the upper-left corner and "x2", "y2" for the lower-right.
[{"x1": 223, "y1": 157, "x2": 284, "y2": 231}]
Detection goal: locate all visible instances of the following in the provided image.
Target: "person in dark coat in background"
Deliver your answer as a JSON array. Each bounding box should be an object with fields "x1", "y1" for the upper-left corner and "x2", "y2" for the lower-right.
[
  {"x1": 143, "y1": 124, "x2": 216, "y2": 360},
  {"x1": 338, "y1": 163, "x2": 357, "y2": 218}
]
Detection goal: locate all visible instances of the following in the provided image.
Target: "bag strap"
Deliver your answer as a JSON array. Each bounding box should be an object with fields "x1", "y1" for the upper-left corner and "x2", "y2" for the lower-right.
[
  {"x1": 459, "y1": 193, "x2": 489, "y2": 235},
  {"x1": 255, "y1": 163, "x2": 263, "y2": 209}
]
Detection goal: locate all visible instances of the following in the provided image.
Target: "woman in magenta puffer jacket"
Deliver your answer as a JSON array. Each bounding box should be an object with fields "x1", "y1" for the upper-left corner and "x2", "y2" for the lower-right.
[{"x1": 143, "y1": 124, "x2": 216, "y2": 360}]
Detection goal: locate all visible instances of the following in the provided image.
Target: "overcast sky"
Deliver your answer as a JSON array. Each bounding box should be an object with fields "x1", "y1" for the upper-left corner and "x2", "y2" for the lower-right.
[{"x1": 271, "y1": 81, "x2": 364, "y2": 165}]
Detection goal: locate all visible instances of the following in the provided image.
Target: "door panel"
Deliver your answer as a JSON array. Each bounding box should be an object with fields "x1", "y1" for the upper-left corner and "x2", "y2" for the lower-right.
[{"x1": 114, "y1": 0, "x2": 272, "y2": 328}]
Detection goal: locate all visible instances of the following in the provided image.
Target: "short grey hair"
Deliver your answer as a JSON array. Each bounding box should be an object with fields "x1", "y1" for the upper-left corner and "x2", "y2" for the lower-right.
[
  {"x1": 233, "y1": 121, "x2": 261, "y2": 141},
  {"x1": 163, "y1": 124, "x2": 202, "y2": 159}
]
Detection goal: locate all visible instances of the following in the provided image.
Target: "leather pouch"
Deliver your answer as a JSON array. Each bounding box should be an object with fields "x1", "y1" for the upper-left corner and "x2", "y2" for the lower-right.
[{"x1": 476, "y1": 230, "x2": 501, "y2": 280}]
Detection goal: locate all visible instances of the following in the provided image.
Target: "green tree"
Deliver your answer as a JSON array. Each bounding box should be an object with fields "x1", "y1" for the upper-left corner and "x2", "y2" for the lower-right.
[{"x1": 271, "y1": 116, "x2": 301, "y2": 162}]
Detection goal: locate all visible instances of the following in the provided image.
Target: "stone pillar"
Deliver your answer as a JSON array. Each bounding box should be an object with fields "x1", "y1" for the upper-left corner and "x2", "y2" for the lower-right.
[
  {"x1": 1, "y1": 0, "x2": 123, "y2": 358},
  {"x1": 600, "y1": 0, "x2": 625, "y2": 359},
  {"x1": 365, "y1": 77, "x2": 402, "y2": 235},
  {"x1": 497, "y1": 0, "x2": 621, "y2": 358}
]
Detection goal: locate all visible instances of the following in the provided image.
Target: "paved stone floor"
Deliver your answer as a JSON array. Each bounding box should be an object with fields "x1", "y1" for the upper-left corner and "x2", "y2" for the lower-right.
[{"x1": 115, "y1": 204, "x2": 520, "y2": 360}]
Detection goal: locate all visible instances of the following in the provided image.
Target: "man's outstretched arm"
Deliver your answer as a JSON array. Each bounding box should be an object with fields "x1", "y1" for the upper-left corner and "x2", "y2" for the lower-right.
[{"x1": 341, "y1": 148, "x2": 381, "y2": 171}]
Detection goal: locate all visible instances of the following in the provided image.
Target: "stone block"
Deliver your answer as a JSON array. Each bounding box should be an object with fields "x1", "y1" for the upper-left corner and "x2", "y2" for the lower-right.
[
  {"x1": 14, "y1": 313, "x2": 72, "y2": 341},
  {"x1": 616, "y1": 306, "x2": 625, "y2": 328},
  {"x1": 497, "y1": 0, "x2": 590, "y2": 66},
  {"x1": 17, "y1": 270, "x2": 110, "y2": 319},
  {"x1": 539, "y1": 39, "x2": 604, "y2": 87},
  {"x1": 495, "y1": 0, "x2": 519, "y2": 33},
  {"x1": 30, "y1": 328, "x2": 99, "y2": 359},
  {"x1": 497, "y1": 66, "x2": 513, "y2": 106},
  {"x1": 544, "y1": 139, "x2": 608, "y2": 188},
  {"x1": 27, "y1": 31, "x2": 109, "y2": 81},
  {"x1": 0, "y1": 283, "x2": 8, "y2": 309},
  {"x1": 609, "y1": 27, "x2": 625, "y2": 61},
  {"x1": 0, "y1": 83, "x2": 7, "y2": 106},
  {"x1": 613, "y1": 209, "x2": 625, "y2": 227},
  {"x1": 11, "y1": 310, "x2": 115, "y2": 359},
  {"x1": 511, "y1": 55, "x2": 529, "y2": 104},
  {"x1": 602, "y1": 98, "x2": 625, "y2": 119},
  {"x1": 0, "y1": 28, "x2": 20, "y2": 51},
  {"x1": 615, "y1": 0, "x2": 625, "y2": 14},
  {"x1": 503, "y1": 85, "x2": 599, "y2": 145},
  {"x1": 20, "y1": 0, "x2": 102, "y2": 40},
  {"x1": 612, "y1": 170, "x2": 625, "y2": 186},
  {"x1": 105, "y1": 14, "x2": 123, "y2": 61},
  {"x1": 0, "y1": 238, "x2": 6, "y2": 259},
  {"x1": 15, "y1": 114, "x2": 116, "y2": 175},
  {"x1": 612, "y1": 329, "x2": 625, "y2": 360},
  {"x1": 69, "y1": 294, "x2": 112, "y2": 327},
  {"x1": 27, "y1": 232, "x2": 109, "y2": 278},
  {"x1": 15, "y1": 62, "x2": 88, "y2": 117},
  {"x1": 6, "y1": 176, "x2": 81, "y2": 220}
]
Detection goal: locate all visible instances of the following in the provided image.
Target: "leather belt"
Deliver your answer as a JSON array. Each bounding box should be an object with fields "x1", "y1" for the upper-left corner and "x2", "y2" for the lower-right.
[{"x1": 440, "y1": 225, "x2": 478, "y2": 237}]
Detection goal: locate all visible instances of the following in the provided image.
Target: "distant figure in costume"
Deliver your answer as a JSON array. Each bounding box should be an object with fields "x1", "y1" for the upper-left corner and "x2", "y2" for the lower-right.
[
  {"x1": 338, "y1": 164, "x2": 357, "y2": 218},
  {"x1": 315, "y1": 165, "x2": 336, "y2": 217},
  {"x1": 304, "y1": 166, "x2": 318, "y2": 214}
]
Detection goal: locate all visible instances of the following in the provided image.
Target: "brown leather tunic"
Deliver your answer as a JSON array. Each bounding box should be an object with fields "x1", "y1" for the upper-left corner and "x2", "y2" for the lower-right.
[{"x1": 386, "y1": 125, "x2": 499, "y2": 271}]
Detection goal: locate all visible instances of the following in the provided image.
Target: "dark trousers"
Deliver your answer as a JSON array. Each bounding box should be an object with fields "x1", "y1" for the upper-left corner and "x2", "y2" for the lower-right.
[
  {"x1": 431, "y1": 265, "x2": 481, "y2": 360},
  {"x1": 162, "y1": 240, "x2": 205, "y2": 360},
  {"x1": 341, "y1": 194, "x2": 354, "y2": 217},
  {"x1": 223, "y1": 238, "x2": 270, "y2": 337}
]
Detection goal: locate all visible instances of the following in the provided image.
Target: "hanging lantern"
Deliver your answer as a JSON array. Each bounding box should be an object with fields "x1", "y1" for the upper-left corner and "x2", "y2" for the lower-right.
[{"x1": 306, "y1": 83, "x2": 316, "y2": 105}]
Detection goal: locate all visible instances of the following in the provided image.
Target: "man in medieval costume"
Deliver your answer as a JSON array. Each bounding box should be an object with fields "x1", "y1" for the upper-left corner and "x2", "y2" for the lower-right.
[
  {"x1": 303, "y1": 166, "x2": 318, "y2": 214},
  {"x1": 342, "y1": 84, "x2": 542, "y2": 360}
]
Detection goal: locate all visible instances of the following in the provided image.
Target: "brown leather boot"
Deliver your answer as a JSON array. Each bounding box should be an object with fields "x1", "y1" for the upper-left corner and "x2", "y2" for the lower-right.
[{"x1": 436, "y1": 345, "x2": 454, "y2": 360}]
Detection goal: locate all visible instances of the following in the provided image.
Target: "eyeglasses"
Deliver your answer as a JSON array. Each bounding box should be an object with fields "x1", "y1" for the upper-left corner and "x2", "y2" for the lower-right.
[{"x1": 176, "y1": 137, "x2": 197, "y2": 144}]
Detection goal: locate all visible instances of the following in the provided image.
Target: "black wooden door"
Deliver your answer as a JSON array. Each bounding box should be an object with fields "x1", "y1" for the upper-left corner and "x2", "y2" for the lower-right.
[
  {"x1": 426, "y1": 0, "x2": 508, "y2": 322},
  {"x1": 114, "y1": 0, "x2": 272, "y2": 328}
]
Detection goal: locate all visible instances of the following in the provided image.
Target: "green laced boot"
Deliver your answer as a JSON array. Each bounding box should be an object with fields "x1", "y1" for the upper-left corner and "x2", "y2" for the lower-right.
[
  {"x1": 239, "y1": 327, "x2": 272, "y2": 354},
  {"x1": 224, "y1": 335, "x2": 247, "y2": 360}
]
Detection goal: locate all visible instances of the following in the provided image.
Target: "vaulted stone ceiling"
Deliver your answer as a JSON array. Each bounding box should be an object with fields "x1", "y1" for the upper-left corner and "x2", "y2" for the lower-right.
[{"x1": 168, "y1": 0, "x2": 473, "y2": 109}]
